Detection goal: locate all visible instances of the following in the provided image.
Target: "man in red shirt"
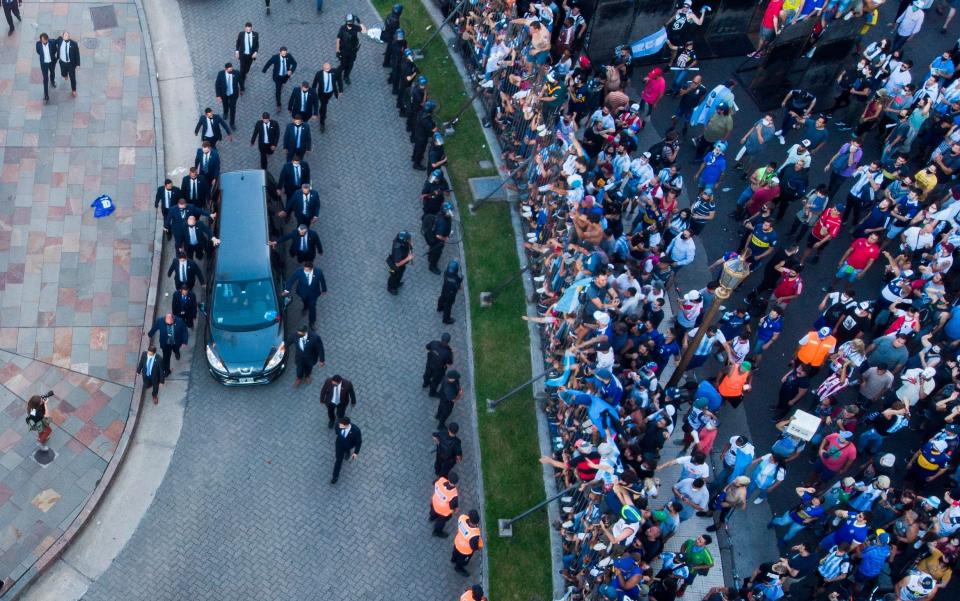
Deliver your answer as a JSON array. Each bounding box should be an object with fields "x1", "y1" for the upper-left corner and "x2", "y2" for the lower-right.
[
  {"x1": 800, "y1": 205, "x2": 842, "y2": 264},
  {"x1": 750, "y1": 0, "x2": 785, "y2": 58},
  {"x1": 771, "y1": 265, "x2": 804, "y2": 310},
  {"x1": 829, "y1": 232, "x2": 881, "y2": 290}
]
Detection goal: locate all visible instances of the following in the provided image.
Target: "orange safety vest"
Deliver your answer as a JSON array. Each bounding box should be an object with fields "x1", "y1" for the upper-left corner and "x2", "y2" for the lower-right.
[
  {"x1": 797, "y1": 332, "x2": 836, "y2": 367},
  {"x1": 454, "y1": 514, "x2": 483, "y2": 556},
  {"x1": 717, "y1": 368, "x2": 749, "y2": 397},
  {"x1": 432, "y1": 477, "x2": 458, "y2": 517},
  {"x1": 460, "y1": 591, "x2": 485, "y2": 601}
]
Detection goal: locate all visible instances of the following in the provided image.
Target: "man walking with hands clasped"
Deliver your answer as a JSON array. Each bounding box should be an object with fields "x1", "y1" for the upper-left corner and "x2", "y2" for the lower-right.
[
  {"x1": 331, "y1": 417, "x2": 361, "y2": 485},
  {"x1": 320, "y1": 375, "x2": 356, "y2": 429}
]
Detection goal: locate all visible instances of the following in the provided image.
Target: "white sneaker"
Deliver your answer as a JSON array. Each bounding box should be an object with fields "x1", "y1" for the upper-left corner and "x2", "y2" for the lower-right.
[{"x1": 778, "y1": 135, "x2": 786, "y2": 145}]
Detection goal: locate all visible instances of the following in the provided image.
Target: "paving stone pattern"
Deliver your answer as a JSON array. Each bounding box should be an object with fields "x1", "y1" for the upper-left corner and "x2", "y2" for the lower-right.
[
  {"x1": 82, "y1": 1, "x2": 478, "y2": 599},
  {"x1": 0, "y1": 1, "x2": 157, "y2": 591}
]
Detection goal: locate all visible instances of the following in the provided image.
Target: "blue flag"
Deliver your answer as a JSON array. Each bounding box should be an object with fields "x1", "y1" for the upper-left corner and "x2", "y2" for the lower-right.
[
  {"x1": 629, "y1": 28, "x2": 667, "y2": 58},
  {"x1": 91, "y1": 195, "x2": 115, "y2": 218}
]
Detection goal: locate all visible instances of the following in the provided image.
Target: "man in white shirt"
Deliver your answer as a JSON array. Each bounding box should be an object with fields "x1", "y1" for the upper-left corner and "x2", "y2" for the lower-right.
[{"x1": 35, "y1": 32, "x2": 58, "y2": 102}]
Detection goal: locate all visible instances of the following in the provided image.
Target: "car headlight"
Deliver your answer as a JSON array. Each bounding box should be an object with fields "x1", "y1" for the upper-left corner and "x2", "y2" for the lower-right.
[
  {"x1": 264, "y1": 343, "x2": 285, "y2": 371},
  {"x1": 206, "y1": 345, "x2": 227, "y2": 373}
]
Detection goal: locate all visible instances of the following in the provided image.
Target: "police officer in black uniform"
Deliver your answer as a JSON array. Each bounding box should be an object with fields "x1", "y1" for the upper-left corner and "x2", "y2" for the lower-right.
[
  {"x1": 424, "y1": 201, "x2": 453, "y2": 274},
  {"x1": 412, "y1": 100, "x2": 436, "y2": 170},
  {"x1": 387, "y1": 29, "x2": 408, "y2": 90},
  {"x1": 396, "y1": 48, "x2": 418, "y2": 106},
  {"x1": 336, "y1": 14, "x2": 363, "y2": 85},
  {"x1": 421, "y1": 169, "x2": 449, "y2": 216},
  {"x1": 437, "y1": 259, "x2": 462, "y2": 325},
  {"x1": 386, "y1": 230, "x2": 414, "y2": 294},
  {"x1": 406, "y1": 75, "x2": 428, "y2": 134},
  {"x1": 428, "y1": 131, "x2": 447, "y2": 171},
  {"x1": 423, "y1": 332, "x2": 453, "y2": 397},
  {"x1": 380, "y1": 4, "x2": 403, "y2": 66},
  {"x1": 435, "y1": 368, "x2": 461, "y2": 429}
]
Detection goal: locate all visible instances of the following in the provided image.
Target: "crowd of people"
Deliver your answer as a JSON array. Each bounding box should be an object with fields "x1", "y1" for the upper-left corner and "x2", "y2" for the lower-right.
[{"x1": 426, "y1": 0, "x2": 960, "y2": 600}]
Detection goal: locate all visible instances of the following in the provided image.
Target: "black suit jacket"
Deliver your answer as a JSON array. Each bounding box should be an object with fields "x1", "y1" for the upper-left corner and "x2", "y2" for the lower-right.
[
  {"x1": 166, "y1": 258, "x2": 205, "y2": 288},
  {"x1": 55, "y1": 38, "x2": 80, "y2": 66},
  {"x1": 194, "y1": 148, "x2": 221, "y2": 181},
  {"x1": 312, "y1": 68, "x2": 344, "y2": 98},
  {"x1": 36, "y1": 40, "x2": 58, "y2": 66},
  {"x1": 164, "y1": 203, "x2": 211, "y2": 237},
  {"x1": 171, "y1": 290, "x2": 198, "y2": 322},
  {"x1": 194, "y1": 114, "x2": 231, "y2": 141},
  {"x1": 235, "y1": 30, "x2": 260, "y2": 56},
  {"x1": 214, "y1": 70, "x2": 240, "y2": 99},
  {"x1": 320, "y1": 378, "x2": 357, "y2": 406},
  {"x1": 276, "y1": 228, "x2": 323, "y2": 261},
  {"x1": 283, "y1": 189, "x2": 320, "y2": 221},
  {"x1": 285, "y1": 267, "x2": 326, "y2": 298},
  {"x1": 287, "y1": 332, "x2": 324, "y2": 365},
  {"x1": 334, "y1": 424, "x2": 362, "y2": 455},
  {"x1": 288, "y1": 88, "x2": 319, "y2": 118},
  {"x1": 136, "y1": 351, "x2": 165, "y2": 390},
  {"x1": 180, "y1": 174, "x2": 211, "y2": 206},
  {"x1": 262, "y1": 53, "x2": 297, "y2": 81},
  {"x1": 251, "y1": 119, "x2": 281, "y2": 148},
  {"x1": 155, "y1": 185, "x2": 182, "y2": 211},
  {"x1": 147, "y1": 316, "x2": 189, "y2": 347},
  {"x1": 174, "y1": 220, "x2": 214, "y2": 250},
  {"x1": 277, "y1": 160, "x2": 311, "y2": 194},
  {"x1": 283, "y1": 122, "x2": 312, "y2": 153}
]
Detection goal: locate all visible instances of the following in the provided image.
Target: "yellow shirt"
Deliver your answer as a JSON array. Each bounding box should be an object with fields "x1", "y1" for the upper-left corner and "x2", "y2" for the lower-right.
[
  {"x1": 783, "y1": 0, "x2": 804, "y2": 11},
  {"x1": 914, "y1": 169, "x2": 938, "y2": 197}
]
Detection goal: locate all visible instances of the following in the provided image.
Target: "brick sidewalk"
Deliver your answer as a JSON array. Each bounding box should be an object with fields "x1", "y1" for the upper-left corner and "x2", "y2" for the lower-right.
[{"x1": 0, "y1": 1, "x2": 157, "y2": 592}]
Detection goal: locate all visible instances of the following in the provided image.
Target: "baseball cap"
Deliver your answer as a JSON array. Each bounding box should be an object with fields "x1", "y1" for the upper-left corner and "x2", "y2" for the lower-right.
[
  {"x1": 593, "y1": 310, "x2": 611, "y2": 325},
  {"x1": 630, "y1": 103, "x2": 640, "y2": 112},
  {"x1": 925, "y1": 496, "x2": 942, "y2": 509},
  {"x1": 838, "y1": 430, "x2": 854, "y2": 440},
  {"x1": 877, "y1": 475, "x2": 891, "y2": 489},
  {"x1": 801, "y1": 139, "x2": 811, "y2": 148},
  {"x1": 818, "y1": 327, "x2": 832, "y2": 337},
  {"x1": 923, "y1": 366, "x2": 937, "y2": 378},
  {"x1": 933, "y1": 440, "x2": 948, "y2": 452},
  {"x1": 879, "y1": 453, "x2": 895, "y2": 467},
  {"x1": 842, "y1": 476, "x2": 856, "y2": 487},
  {"x1": 770, "y1": 177, "x2": 780, "y2": 185}
]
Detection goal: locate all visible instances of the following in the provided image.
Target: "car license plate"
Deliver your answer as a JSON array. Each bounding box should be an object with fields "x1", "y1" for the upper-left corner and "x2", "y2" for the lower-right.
[{"x1": 239, "y1": 377, "x2": 254, "y2": 384}]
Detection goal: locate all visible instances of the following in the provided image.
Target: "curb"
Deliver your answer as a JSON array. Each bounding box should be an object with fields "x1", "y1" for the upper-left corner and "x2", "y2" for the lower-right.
[
  {"x1": 409, "y1": 2, "x2": 565, "y2": 597},
  {"x1": 1, "y1": 0, "x2": 165, "y2": 598}
]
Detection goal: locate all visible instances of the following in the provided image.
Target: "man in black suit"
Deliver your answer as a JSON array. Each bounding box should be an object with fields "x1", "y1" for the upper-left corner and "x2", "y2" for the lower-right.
[
  {"x1": 262, "y1": 47, "x2": 297, "y2": 109},
  {"x1": 214, "y1": 63, "x2": 240, "y2": 128},
  {"x1": 147, "y1": 313, "x2": 189, "y2": 376},
  {"x1": 270, "y1": 224, "x2": 323, "y2": 264},
  {"x1": 165, "y1": 196, "x2": 213, "y2": 240},
  {"x1": 171, "y1": 285, "x2": 198, "y2": 329},
  {"x1": 3, "y1": 0, "x2": 22, "y2": 36},
  {"x1": 250, "y1": 112, "x2": 280, "y2": 170},
  {"x1": 320, "y1": 374, "x2": 357, "y2": 428},
  {"x1": 155, "y1": 179, "x2": 181, "y2": 239},
  {"x1": 234, "y1": 22, "x2": 259, "y2": 93},
  {"x1": 176, "y1": 215, "x2": 219, "y2": 261},
  {"x1": 136, "y1": 345, "x2": 165, "y2": 404},
  {"x1": 276, "y1": 155, "x2": 310, "y2": 199},
  {"x1": 287, "y1": 324, "x2": 324, "y2": 386},
  {"x1": 180, "y1": 167, "x2": 211, "y2": 207},
  {"x1": 287, "y1": 81, "x2": 318, "y2": 121},
  {"x1": 282, "y1": 261, "x2": 326, "y2": 327},
  {"x1": 194, "y1": 107, "x2": 232, "y2": 147},
  {"x1": 279, "y1": 182, "x2": 320, "y2": 227},
  {"x1": 36, "y1": 33, "x2": 58, "y2": 102},
  {"x1": 167, "y1": 251, "x2": 205, "y2": 290},
  {"x1": 312, "y1": 62, "x2": 343, "y2": 133},
  {"x1": 55, "y1": 31, "x2": 79, "y2": 96},
  {"x1": 282, "y1": 114, "x2": 311, "y2": 161},
  {"x1": 194, "y1": 142, "x2": 221, "y2": 190},
  {"x1": 331, "y1": 416, "x2": 362, "y2": 484}
]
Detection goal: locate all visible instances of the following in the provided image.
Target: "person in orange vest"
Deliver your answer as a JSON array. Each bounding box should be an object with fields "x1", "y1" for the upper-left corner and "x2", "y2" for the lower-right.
[
  {"x1": 795, "y1": 326, "x2": 837, "y2": 374},
  {"x1": 452, "y1": 509, "x2": 483, "y2": 576},
  {"x1": 716, "y1": 361, "x2": 753, "y2": 409},
  {"x1": 461, "y1": 584, "x2": 486, "y2": 601},
  {"x1": 430, "y1": 471, "x2": 460, "y2": 537}
]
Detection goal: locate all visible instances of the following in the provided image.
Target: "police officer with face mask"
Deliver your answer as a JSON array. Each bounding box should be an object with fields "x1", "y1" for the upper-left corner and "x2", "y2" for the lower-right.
[
  {"x1": 424, "y1": 202, "x2": 453, "y2": 273},
  {"x1": 387, "y1": 29, "x2": 408, "y2": 90},
  {"x1": 412, "y1": 100, "x2": 436, "y2": 170},
  {"x1": 387, "y1": 230, "x2": 414, "y2": 294},
  {"x1": 397, "y1": 49, "x2": 419, "y2": 109},
  {"x1": 428, "y1": 131, "x2": 448, "y2": 171},
  {"x1": 406, "y1": 75, "x2": 428, "y2": 134},
  {"x1": 437, "y1": 259, "x2": 462, "y2": 324},
  {"x1": 381, "y1": 4, "x2": 403, "y2": 65},
  {"x1": 336, "y1": 14, "x2": 363, "y2": 85},
  {"x1": 421, "y1": 169, "x2": 449, "y2": 216}
]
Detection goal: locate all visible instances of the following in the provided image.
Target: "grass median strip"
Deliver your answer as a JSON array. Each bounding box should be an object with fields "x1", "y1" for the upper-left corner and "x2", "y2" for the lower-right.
[{"x1": 369, "y1": 1, "x2": 552, "y2": 599}]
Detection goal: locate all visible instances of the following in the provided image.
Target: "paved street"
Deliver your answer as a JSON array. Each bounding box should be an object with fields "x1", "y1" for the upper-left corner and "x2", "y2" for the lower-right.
[
  {"x1": 0, "y1": 1, "x2": 158, "y2": 592},
  {"x1": 81, "y1": 1, "x2": 480, "y2": 599}
]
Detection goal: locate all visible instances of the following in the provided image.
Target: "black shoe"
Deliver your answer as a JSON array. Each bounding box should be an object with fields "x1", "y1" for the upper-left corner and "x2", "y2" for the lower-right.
[
  {"x1": 706, "y1": 524, "x2": 718, "y2": 532},
  {"x1": 388, "y1": 288, "x2": 398, "y2": 295},
  {"x1": 44, "y1": 97, "x2": 49, "y2": 103},
  {"x1": 174, "y1": 350, "x2": 181, "y2": 360},
  {"x1": 443, "y1": 319, "x2": 456, "y2": 324},
  {"x1": 433, "y1": 531, "x2": 449, "y2": 538},
  {"x1": 320, "y1": 123, "x2": 325, "y2": 133},
  {"x1": 413, "y1": 163, "x2": 426, "y2": 171},
  {"x1": 429, "y1": 391, "x2": 439, "y2": 398},
  {"x1": 330, "y1": 476, "x2": 338, "y2": 484},
  {"x1": 344, "y1": 76, "x2": 351, "y2": 85},
  {"x1": 429, "y1": 266, "x2": 441, "y2": 274},
  {"x1": 454, "y1": 566, "x2": 469, "y2": 576},
  {"x1": 327, "y1": 420, "x2": 334, "y2": 429},
  {"x1": 51, "y1": 81, "x2": 56, "y2": 88},
  {"x1": 7, "y1": 28, "x2": 13, "y2": 36}
]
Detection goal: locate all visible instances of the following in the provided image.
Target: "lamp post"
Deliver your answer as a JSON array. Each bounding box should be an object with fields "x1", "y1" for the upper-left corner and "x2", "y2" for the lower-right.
[{"x1": 667, "y1": 258, "x2": 750, "y2": 388}]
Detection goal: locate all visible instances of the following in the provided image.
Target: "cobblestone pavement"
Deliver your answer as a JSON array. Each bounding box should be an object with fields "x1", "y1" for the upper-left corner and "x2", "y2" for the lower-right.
[
  {"x1": 0, "y1": 1, "x2": 157, "y2": 591},
  {"x1": 81, "y1": 1, "x2": 479, "y2": 599}
]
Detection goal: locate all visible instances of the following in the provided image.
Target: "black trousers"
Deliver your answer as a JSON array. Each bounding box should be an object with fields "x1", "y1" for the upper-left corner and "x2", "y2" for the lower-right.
[
  {"x1": 40, "y1": 62, "x2": 56, "y2": 98},
  {"x1": 142, "y1": 374, "x2": 161, "y2": 398},
  {"x1": 435, "y1": 457, "x2": 455, "y2": 477},
  {"x1": 412, "y1": 137, "x2": 428, "y2": 165},
  {"x1": 159, "y1": 342, "x2": 179, "y2": 375},
  {"x1": 294, "y1": 358, "x2": 315, "y2": 379},
  {"x1": 423, "y1": 364, "x2": 444, "y2": 394},
  {"x1": 273, "y1": 78, "x2": 287, "y2": 107},
  {"x1": 429, "y1": 507, "x2": 452, "y2": 534},
  {"x1": 326, "y1": 401, "x2": 347, "y2": 425},
  {"x1": 332, "y1": 449, "x2": 349, "y2": 480},
  {"x1": 238, "y1": 54, "x2": 253, "y2": 90},
  {"x1": 221, "y1": 95, "x2": 238, "y2": 128},
  {"x1": 299, "y1": 295, "x2": 317, "y2": 326},
  {"x1": 59, "y1": 62, "x2": 77, "y2": 92},
  {"x1": 427, "y1": 241, "x2": 444, "y2": 269},
  {"x1": 451, "y1": 548, "x2": 473, "y2": 569},
  {"x1": 318, "y1": 92, "x2": 333, "y2": 125},
  {"x1": 257, "y1": 144, "x2": 273, "y2": 170},
  {"x1": 175, "y1": 313, "x2": 195, "y2": 329},
  {"x1": 437, "y1": 293, "x2": 455, "y2": 323},
  {"x1": 436, "y1": 400, "x2": 453, "y2": 429},
  {"x1": 184, "y1": 241, "x2": 206, "y2": 261},
  {"x1": 3, "y1": 3, "x2": 20, "y2": 31},
  {"x1": 387, "y1": 264, "x2": 406, "y2": 292},
  {"x1": 340, "y1": 53, "x2": 356, "y2": 81}
]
